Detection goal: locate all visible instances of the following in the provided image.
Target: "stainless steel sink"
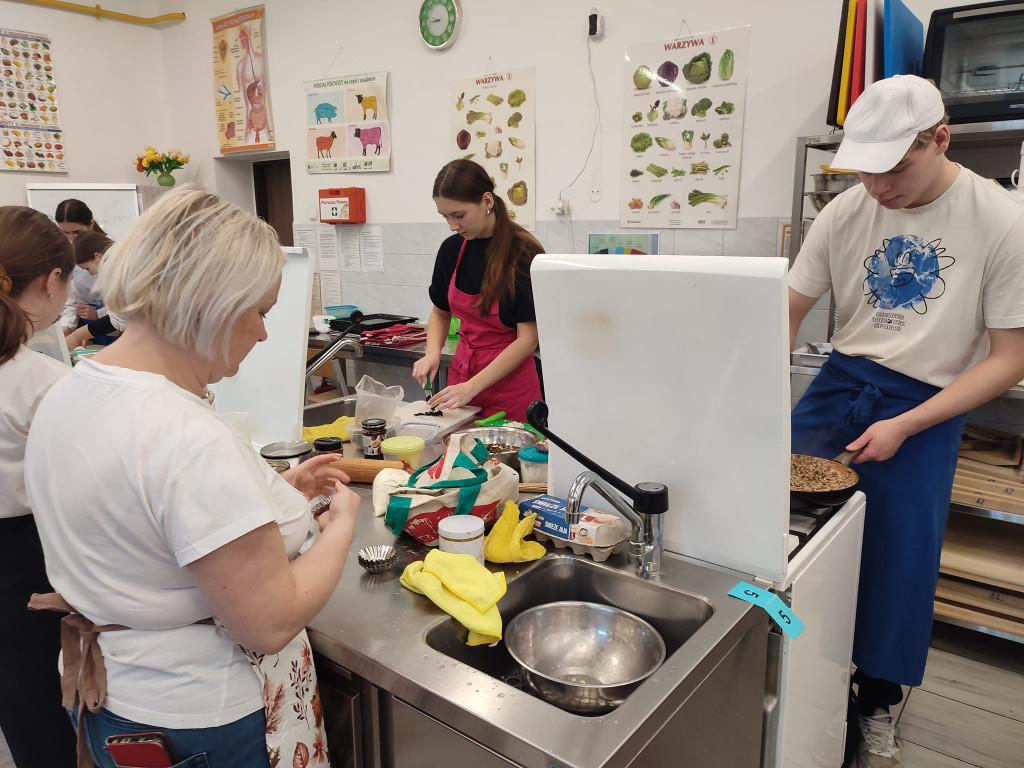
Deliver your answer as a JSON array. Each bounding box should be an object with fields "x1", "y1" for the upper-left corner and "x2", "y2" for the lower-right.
[
  {"x1": 303, "y1": 394, "x2": 357, "y2": 427},
  {"x1": 423, "y1": 553, "x2": 714, "y2": 713}
]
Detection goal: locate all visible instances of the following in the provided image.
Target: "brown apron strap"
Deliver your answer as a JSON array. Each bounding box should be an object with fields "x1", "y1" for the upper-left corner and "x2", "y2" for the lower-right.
[{"x1": 28, "y1": 592, "x2": 216, "y2": 768}]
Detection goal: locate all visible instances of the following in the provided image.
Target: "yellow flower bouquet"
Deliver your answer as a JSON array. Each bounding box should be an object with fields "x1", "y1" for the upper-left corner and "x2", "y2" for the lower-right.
[{"x1": 135, "y1": 146, "x2": 190, "y2": 186}]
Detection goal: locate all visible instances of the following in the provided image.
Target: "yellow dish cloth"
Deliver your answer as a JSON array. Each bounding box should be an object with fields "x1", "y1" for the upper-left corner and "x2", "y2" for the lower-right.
[
  {"x1": 401, "y1": 550, "x2": 507, "y2": 646},
  {"x1": 485, "y1": 501, "x2": 546, "y2": 563},
  {"x1": 301, "y1": 415, "x2": 354, "y2": 444}
]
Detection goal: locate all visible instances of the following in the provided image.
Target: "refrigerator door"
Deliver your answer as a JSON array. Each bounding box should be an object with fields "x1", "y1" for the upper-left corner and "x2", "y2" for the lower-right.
[
  {"x1": 532, "y1": 254, "x2": 792, "y2": 584},
  {"x1": 767, "y1": 492, "x2": 865, "y2": 768}
]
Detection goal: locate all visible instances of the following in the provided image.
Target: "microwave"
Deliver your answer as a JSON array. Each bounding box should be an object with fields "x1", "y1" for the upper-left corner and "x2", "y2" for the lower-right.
[{"x1": 921, "y1": 1, "x2": 1024, "y2": 123}]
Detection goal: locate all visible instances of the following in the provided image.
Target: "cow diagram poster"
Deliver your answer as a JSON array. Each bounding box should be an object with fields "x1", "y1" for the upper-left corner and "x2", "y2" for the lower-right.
[
  {"x1": 305, "y1": 71, "x2": 390, "y2": 173},
  {"x1": 449, "y1": 66, "x2": 536, "y2": 231},
  {"x1": 212, "y1": 6, "x2": 275, "y2": 153},
  {"x1": 620, "y1": 26, "x2": 749, "y2": 229},
  {"x1": 0, "y1": 28, "x2": 65, "y2": 173}
]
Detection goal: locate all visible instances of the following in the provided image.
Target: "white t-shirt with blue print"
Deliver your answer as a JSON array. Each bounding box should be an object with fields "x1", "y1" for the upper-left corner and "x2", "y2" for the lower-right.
[{"x1": 790, "y1": 166, "x2": 1024, "y2": 387}]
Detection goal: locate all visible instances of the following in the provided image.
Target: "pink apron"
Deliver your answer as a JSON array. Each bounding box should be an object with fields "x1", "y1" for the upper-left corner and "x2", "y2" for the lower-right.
[{"x1": 446, "y1": 239, "x2": 541, "y2": 422}]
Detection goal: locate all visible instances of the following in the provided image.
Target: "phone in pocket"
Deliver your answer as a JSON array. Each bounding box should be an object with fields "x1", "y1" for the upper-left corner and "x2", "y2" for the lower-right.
[{"x1": 104, "y1": 731, "x2": 178, "y2": 768}]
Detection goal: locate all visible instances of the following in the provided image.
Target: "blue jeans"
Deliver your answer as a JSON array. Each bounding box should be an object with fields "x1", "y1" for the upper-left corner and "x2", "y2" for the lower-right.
[{"x1": 77, "y1": 704, "x2": 271, "y2": 768}]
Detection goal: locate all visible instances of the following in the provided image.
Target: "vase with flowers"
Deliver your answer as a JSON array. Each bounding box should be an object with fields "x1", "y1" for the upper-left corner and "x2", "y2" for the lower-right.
[{"x1": 135, "y1": 146, "x2": 190, "y2": 186}]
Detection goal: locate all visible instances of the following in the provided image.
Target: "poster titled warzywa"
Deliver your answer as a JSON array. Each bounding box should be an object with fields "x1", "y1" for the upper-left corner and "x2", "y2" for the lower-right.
[
  {"x1": 212, "y1": 6, "x2": 275, "y2": 153},
  {"x1": 305, "y1": 71, "x2": 390, "y2": 173},
  {"x1": 0, "y1": 28, "x2": 65, "y2": 173},
  {"x1": 449, "y1": 66, "x2": 536, "y2": 231},
  {"x1": 621, "y1": 26, "x2": 750, "y2": 229}
]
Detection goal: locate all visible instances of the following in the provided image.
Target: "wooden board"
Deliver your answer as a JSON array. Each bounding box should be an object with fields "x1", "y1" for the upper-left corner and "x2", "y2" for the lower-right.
[
  {"x1": 940, "y1": 514, "x2": 1024, "y2": 592},
  {"x1": 936, "y1": 575, "x2": 1024, "y2": 622},
  {"x1": 934, "y1": 598, "x2": 1024, "y2": 639}
]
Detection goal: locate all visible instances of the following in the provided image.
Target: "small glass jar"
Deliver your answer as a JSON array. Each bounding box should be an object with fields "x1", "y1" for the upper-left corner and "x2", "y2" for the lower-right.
[
  {"x1": 438, "y1": 515, "x2": 485, "y2": 565},
  {"x1": 313, "y1": 436, "x2": 343, "y2": 457},
  {"x1": 361, "y1": 418, "x2": 387, "y2": 459}
]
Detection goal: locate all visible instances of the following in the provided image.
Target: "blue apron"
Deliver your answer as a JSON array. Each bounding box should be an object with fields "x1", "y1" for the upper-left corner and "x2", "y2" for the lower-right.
[{"x1": 792, "y1": 351, "x2": 964, "y2": 686}]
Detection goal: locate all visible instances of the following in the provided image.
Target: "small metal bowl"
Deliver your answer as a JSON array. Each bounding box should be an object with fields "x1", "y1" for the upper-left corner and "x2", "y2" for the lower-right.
[
  {"x1": 505, "y1": 601, "x2": 666, "y2": 715},
  {"x1": 446, "y1": 426, "x2": 538, "y2": 472},
  {"x1": 357, "y1": 544, "x2": 397, "y2": 574},
  {"x1": 812, "y1": 172, "x2": 861, "y2": 193},
  {"x1": 805, "y1": 190, "x2": 840, "y2": 212}
]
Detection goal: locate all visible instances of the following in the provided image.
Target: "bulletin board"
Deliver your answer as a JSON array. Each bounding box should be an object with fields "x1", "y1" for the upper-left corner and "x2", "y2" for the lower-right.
[{"x1": 26, "y1": 182, "x2": 140, "y2": 240}]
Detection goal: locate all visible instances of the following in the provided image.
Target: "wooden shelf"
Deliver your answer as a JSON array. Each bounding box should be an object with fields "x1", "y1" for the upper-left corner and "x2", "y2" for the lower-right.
[{"x1": 940, "y1": 513, "x2": 1024, "y2": 593}]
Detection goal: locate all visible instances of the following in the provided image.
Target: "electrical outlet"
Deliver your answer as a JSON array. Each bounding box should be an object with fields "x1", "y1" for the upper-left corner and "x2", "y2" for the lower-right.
[
  {"x1": 590, "y1": 186, "x2": 601, "y2": 202},
  {"x1": 551, "y1": 198, "x2": 569, "y2": 215}
]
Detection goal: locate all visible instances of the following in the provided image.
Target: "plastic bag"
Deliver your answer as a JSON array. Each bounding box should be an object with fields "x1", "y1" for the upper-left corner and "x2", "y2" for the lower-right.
[{"x1": 353, "y1": 375, "x2": 405, "y2": 425}]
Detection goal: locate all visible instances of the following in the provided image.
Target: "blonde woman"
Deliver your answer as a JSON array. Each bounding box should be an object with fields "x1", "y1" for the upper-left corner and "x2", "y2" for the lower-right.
[{"x1": 26, "y1": 187, "x2": 361, "y2": 767}]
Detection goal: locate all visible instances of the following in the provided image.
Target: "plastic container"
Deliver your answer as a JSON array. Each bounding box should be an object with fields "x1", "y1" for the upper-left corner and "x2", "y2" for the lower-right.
[
  {"x1": 398, "y1": 421, "x2": 441, "y2": 445},
  {"x1": 438, "y1": 515, "x2": 485, "y2": 564},
  {"x1": 325, "y1": 305, "x2": 358, "y2": 319},
  {"x1": 381, "y1": 436, "x2": 426, "y2": 469},
  {"x1": 517, "y1": 445, "x2": 548, "y2": 484},
  {"x1": 260, "y1": 441, "x2": 313, "y2": 468}
]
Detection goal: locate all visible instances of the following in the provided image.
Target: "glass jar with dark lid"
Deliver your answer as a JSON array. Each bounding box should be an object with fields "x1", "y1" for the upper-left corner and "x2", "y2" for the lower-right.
[
  {"x1": 313, "y1": 436, "x2": 344, "y2": 456},
  {"x1": 361, "y1": 418, "x2": 387, "y2": 459}
]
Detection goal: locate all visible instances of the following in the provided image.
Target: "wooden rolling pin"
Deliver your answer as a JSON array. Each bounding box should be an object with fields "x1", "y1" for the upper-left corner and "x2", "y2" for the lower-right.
[{"x1": 328, "y1": 457, "x2": 405, "y2": 483}]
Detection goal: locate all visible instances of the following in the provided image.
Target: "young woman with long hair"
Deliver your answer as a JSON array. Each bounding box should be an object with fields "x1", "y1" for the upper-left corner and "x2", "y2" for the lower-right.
[{"x1": 413, "y1": 159, "x2": 544, "y2": 421}]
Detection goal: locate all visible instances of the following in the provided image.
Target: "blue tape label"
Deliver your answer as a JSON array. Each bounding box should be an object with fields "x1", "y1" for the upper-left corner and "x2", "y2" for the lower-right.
[{"x1": 728, "y1": 581, "x2": 805, "y2": 639}]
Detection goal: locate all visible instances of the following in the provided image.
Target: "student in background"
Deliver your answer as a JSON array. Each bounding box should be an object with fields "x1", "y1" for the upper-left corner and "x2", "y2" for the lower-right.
[
  {"x1": 55, "y1": 199, "x2": 106, "y2": 336},
  {"x1": 0, "y1": 206, "x2": 77, "y2": 767},
  {"x1": 64, "y1": 231, "x2": 121, "y2": 348}
]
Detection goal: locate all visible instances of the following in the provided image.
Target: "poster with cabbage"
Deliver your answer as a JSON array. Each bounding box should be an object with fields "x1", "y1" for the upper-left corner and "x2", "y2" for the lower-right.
[
  {"x1": 621, "y1": 26, "x2": 749, "y2": 230},
  {"x1": 449, "y1": 66, "x2": 535, "y2": 231},
  {"x1": 212, "y1": 6, "x2": 274, "y2": 153},
  {"x1": 304, "y1": 71, "x2": 390, "y2": 173}
]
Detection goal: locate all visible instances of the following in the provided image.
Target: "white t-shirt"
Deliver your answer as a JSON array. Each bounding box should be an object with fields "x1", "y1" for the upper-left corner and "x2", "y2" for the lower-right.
[
  {"x1": 25, "y1": 358, "x2": 312, "y2": 728},
  {"x1": 60, "y1": 266, "x2": 106, "y2": 329},
  {"x1": 0, "y1": 345, "x2": 68, "y2": 519},
  {"x1": 790, "y1": 167, "x2": 1024, "y2": 387}
]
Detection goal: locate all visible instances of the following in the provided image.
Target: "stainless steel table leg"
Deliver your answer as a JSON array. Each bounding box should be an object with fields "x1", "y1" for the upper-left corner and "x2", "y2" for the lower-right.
[{"x1": 332, "y1": 358, "x2": 350, "y2": 396}]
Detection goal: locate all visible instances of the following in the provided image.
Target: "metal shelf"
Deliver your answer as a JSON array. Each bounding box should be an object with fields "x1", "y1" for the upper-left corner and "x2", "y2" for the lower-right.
[
  {"x1": 933, "y1": 613, "x2": 1024, "y2": 645},
  {"x1": 950, "y1": 502, "x2": 1024, "y2": 527}
]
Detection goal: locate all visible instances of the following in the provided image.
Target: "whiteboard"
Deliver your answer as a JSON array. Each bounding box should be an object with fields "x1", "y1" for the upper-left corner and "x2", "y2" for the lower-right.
[{"x1": 26, "y1": 183, "x2": 141, "y2": 240}]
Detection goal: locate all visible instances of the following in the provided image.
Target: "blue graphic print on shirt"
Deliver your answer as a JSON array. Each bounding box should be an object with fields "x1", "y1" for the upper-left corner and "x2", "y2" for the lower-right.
[{"x1": 863, "y1": 235, "x2": 954, "y2": 314}]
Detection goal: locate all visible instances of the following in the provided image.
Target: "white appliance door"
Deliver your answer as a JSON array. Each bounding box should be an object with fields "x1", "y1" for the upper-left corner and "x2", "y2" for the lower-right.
[
  {"x1": 769, "y1": 493, "x2": 865, "y2": 768},
  {"x1": 211, "y1": 247, "x2": 313, "y2": 446},
  {"x1": 532, "y1": 254, "x2": 791, "y2": 584}
]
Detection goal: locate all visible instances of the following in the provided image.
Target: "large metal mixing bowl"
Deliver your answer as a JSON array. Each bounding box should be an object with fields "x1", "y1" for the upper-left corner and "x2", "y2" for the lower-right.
[
  {"x1": 446, "y1": 426, "x2": 538, "y2": 472},
  {"x1": 504, "y1": 601, "x2": 666, "y2": 715}
]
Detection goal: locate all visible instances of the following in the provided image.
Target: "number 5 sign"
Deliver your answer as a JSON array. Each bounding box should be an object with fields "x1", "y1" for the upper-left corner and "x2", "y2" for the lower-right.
[{"x1": 728, "y1": 581, "x2": 806, "y2": 639}]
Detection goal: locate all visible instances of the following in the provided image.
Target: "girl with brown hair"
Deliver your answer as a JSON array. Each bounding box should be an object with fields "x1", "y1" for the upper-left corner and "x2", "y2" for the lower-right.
[
  {"x1": 0, "y1": 205, "x2": 77, "y2": 767},
  {"x1": 55, "y1": 199, "x2": 106, "y2": 336},
  {"x1": 413, "y1": 159, "x2": 544, "y2": 421}
]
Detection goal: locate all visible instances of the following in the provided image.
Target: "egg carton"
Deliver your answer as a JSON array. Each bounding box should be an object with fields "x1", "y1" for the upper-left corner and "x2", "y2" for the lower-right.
[{"x1": 532, "y1": 529, "x2": 628, "y2": 563}]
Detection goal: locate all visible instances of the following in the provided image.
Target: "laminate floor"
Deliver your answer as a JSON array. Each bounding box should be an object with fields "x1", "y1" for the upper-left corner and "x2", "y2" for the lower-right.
[{"x1": 846, "y1": 623, "x2": 1024, "y2": 768}]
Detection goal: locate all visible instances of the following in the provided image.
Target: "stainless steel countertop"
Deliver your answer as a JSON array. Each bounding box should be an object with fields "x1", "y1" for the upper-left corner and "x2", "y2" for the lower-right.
[
  {"x1": 307, "y1": 487, "x2": 763, "y2": 768},
  {"x1": 308, "y1": 333, "x2": 456, "y2": 363}
]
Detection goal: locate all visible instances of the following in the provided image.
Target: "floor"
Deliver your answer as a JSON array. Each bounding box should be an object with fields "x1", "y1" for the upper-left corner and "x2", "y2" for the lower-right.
[{"x1": 845, "y1": 623, "x2": 1024, "y2": 768}]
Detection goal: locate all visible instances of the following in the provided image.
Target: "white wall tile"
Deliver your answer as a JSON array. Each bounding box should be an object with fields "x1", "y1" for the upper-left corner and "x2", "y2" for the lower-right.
[
  {"x1": 723, "y1": 217, "x2": 779, "y2": 258},
  {"x1": 671, "y1": 227, "x2": 725, "y2": 256}
]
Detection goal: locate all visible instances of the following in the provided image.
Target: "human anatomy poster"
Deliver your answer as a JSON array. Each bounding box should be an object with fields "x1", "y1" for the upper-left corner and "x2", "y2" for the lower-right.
[
  {"x1": 212, "y1": 6, "x2": 274, "y2": 153},
  {"x1": 305, "y1": 71, "x2": 390, "y2": 173},
  {"x1": 449, "y1": 66, "x2": 535, "y2": 231},
  {"x1": 621, "y1": 26, "x2": 749, "y2": 229},
  {"x1": 0, "y1": 28, "x2": 65, "y2": 173}
]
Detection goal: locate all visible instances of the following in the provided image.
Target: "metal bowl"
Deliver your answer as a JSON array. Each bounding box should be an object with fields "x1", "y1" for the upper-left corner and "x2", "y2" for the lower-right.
[
  {"x1": 812, "y1": 172, "x2": 861, "y2": 193},
  {"x1": 446, "y1": 426, "x2": 538, "y2": 472},
  {"x1": 805, "y1": 190, "x2": 840, "y2": 212},
  {"x1": 505, "y1": 601, "x2": 666, "y2": 715}
]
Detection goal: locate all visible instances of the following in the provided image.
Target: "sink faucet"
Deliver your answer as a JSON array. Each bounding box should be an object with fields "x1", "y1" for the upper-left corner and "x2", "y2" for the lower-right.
[
  {"x1": 567, "y1": 471, "x2": 664, "y2": 578},
  {"x1": 305, "y1": 336, "x2": 363, "y2": 380}
]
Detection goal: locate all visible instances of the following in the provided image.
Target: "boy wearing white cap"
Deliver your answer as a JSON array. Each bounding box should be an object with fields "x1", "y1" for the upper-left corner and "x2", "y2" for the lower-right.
[{"x1": 789, "y1": 75, "x2": 1024, "y2": 767}]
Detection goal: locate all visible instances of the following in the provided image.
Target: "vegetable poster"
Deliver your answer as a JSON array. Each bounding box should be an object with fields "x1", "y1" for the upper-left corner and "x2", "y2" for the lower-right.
[
  {"x1": 0, "y1": 28, "x2": 65, "y2": 173},
  {"x1": 212, "y1": 6, "x2": 275, "y2": 153},
  {"x1": 449, "y1": 67, "x2": 536, "y2": 231},
  {"x1": 304, "y1": 71, "x2": 390, "y2": 173},
  {"x1": 621, "y1": 26, "x2": 750, "y2": 229}
]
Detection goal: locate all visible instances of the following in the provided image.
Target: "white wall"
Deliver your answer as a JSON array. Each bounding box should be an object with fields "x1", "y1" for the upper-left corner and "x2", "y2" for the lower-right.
[{"x1": 2, "y1": 0, "x2": 857, "y2": 222}]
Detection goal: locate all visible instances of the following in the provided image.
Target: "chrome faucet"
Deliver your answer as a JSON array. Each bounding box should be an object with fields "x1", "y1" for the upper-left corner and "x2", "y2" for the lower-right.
[
  {"x1": 305, "y1": 336, "x2": 363, "y2": 380},
  {"x1": 567, "y1": 471, "x2": 664, "y2": 577}
]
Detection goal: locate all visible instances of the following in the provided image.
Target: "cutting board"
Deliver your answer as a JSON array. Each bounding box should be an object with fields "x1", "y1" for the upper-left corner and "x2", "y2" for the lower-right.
[{"x1": 392, "y1": 401, "x2": 480, "y2": 440}]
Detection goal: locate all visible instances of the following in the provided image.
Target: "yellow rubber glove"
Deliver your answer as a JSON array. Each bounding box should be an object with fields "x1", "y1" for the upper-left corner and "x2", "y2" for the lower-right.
[
  {"x1": 301, "y1": 415, "x2": 354, "y2": 444},
  {"x1": 484, "y1": 501, "x2": 546, "y2": 563}
]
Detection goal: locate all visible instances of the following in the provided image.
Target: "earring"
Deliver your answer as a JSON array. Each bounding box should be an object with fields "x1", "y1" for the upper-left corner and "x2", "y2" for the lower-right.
[
  {"x1": 47, "y1": 293, "x2": 53, "y2": 303},
  {"x1": 486, "y1": 208, "x2": 491, "y2": 215}
]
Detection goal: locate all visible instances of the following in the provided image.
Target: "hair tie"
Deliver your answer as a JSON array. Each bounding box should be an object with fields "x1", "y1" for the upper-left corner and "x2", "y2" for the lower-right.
[{"x1": 0, "y1": 263, "x2": 12, "y2": 294}]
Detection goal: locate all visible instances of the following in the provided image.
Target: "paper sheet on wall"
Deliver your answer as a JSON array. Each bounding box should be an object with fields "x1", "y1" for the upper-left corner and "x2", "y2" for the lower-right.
[
  {"x1": 292, "y1": 222, "x2": 319, "y2": 270},
  {"x1": 449, "y1": 66, "x2": 536, "y2": 230},
  {"x1": 304, "y1": 72, "x2": 391, "y2": 173},
  {"x1": 359, "y1": 225, "x2": 384, "y2": 273},
  {"x1": 621, "y1": 26, "x2": 749, "y2": 230},
  {"x1": 0, "y1": 27, "x2": 67, "y2": 174},
  {"x1": 338, "y1": 227, "x2": 361, "y2": 271},
  {"x1": 315, "y1": 223, "x2": 340, "y2": 272},
  {"x1": 211, "y1": 6, "x2": 275, "y2": 153},
  {"x1": 319, "y1": 272, "x2": 342, "y2": 308}
]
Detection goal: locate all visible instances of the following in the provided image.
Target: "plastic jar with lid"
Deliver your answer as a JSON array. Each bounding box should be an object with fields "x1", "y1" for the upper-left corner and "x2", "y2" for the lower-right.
[
  {"x1": 313, "y1": 436, "x2": 344, "y2": 457},
  {"x1": 361, "y1": 418, "x2": 387, "y2": 459},
  {"x1": 381, "y1": 435, "x2": 426, "y2": 470},
  {"x1": 517, "y1": 445, "x2": 548, "y2": 484},
  {"x1": 438, "y1": 515, "x2": 485, "y2": 565}
]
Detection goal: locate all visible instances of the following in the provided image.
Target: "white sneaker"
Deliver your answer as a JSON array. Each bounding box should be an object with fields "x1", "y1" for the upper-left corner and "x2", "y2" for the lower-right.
[{"x1": 857, "y1": 709, "x2": 902, "y2": 767}]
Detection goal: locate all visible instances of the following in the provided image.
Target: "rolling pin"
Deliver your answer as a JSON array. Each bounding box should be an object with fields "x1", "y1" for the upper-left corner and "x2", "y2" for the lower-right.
[{"x1": 327, "y1": 457, "x2": 406, "y2": 483}]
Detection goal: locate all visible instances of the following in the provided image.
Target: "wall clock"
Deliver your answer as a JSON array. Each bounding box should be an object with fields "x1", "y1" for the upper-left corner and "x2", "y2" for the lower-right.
[{"x1": 419, "y1": 0, "x2": 461, "y2": 50}]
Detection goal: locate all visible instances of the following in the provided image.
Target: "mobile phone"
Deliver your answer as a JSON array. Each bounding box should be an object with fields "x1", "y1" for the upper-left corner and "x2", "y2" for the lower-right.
[{"x1": 104, "y1": 732, "x2": 178, "y2": 768}]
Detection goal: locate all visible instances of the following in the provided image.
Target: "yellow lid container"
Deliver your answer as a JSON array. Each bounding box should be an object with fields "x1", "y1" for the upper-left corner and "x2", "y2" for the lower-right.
[{"x1": 381, "y1": 436, "x2": 426, "y2": 469}]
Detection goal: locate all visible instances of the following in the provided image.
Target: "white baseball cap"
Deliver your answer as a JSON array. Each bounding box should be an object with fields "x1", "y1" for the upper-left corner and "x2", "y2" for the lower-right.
[{"x1": 832, "y1": 75, "x2": 946, "y2": 173}]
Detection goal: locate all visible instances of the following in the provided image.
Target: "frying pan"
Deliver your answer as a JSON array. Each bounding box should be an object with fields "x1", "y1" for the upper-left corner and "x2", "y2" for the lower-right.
[{"x1": 790, "y1": 450, "x2": 861, "y2": 508}]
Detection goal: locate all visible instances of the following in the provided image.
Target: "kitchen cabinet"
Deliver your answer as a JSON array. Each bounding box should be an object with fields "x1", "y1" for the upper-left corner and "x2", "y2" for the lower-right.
[{"x1": 388, "y1": 697, "x2": 518, "y2": 768}]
